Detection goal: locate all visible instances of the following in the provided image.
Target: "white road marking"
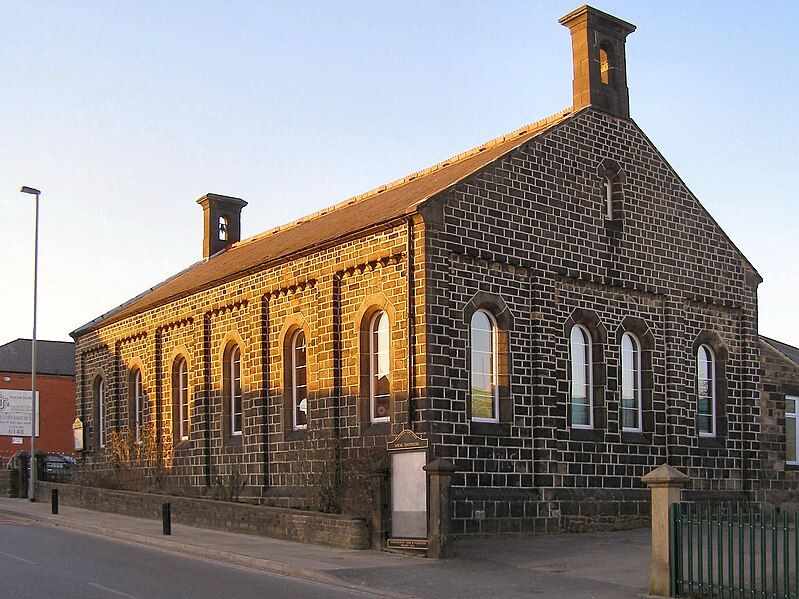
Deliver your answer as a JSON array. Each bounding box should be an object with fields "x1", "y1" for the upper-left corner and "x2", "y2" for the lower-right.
[
  {"x1": 0, "y1": 550, "x2": 35, "y2": 564},
  {"x1": 88, "y1": 582, "x2": 140, "y2": 598}
]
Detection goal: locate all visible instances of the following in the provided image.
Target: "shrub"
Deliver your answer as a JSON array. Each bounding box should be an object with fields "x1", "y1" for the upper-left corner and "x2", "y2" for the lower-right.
[{"x1": 71, "y1": 424, "x2": 173, "y2": 493}]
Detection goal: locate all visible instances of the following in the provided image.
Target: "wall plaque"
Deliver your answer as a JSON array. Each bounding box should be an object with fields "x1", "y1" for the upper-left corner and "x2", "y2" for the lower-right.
[
  {"x1": 387, "y1": 538, "x2": 428, "y2": 550},
  {"x1": 386, "y1": 429, "x2": 428, "y2": 452},
  {"x1": 73, "y1": 417, "x2": 85, "y2": 452}
]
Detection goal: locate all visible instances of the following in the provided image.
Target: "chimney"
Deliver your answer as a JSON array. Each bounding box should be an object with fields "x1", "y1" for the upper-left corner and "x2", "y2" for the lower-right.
[
  {"x1": 196, "y1": 193, "x2": 247, "y2": 259},
  {"x1": 559, "y1": 5, "x2": 636, "y2": 118}
]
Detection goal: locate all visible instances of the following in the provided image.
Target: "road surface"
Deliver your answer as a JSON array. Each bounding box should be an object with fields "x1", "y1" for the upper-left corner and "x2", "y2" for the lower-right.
[{"x1": 0, "y1": 514, "x2": 382, "y2": 599}]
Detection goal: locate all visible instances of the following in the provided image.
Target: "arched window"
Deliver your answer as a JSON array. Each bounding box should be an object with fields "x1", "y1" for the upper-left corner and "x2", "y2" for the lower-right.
[
  {"x1": 599, "y1": 46, "x2": 610, "y2": 84},
  {"x1": 470, "y1": 309, "x2": 499, "y2": 422},
  {"x1": 95, "y1": 377, "x2": 106, "y2": 448},
  {"x1": 290, "y1": 330, "x2": 308, "y2": 430},
  {"x1": 228, "y1": 345, "x2": 242, "y2": 435},
  {"x1": 620, "y1": 332, "x2": 642, "y2": 431},
  {"x1": 173, "y1": 358, "x2": 189, "y2": 442},
  {"x1": 570, "y1": 325, "x2": 593, "y2": 428},
  {"x1": 697, "y1": 345, "x2": 716, "y2": 436},
  {"x1": 369, "y1": 311, "x2": 390, "y2": 423},
  {"x1": 131, "y1": 369, "x2": 143, "y2": 441},
  {"x1": 597, "y1": 159, "x2": 624, "y2": 222},
  {"x1": 218, "y1": 215, "x2": 229, "y2": 241},
  {"x1": 604, "y1": 172, "x2": 616, "y2": 220}
]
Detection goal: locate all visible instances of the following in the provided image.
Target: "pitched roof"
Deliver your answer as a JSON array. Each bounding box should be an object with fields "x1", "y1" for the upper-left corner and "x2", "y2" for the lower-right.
[
  {"x1": 760, "y1": 335, "x2": 799, "y2": 367},
  {"x1": 73, "y1": 108, "x2": 574, "y2": 336},
  {"x1": 0, "y1": 339, "x2": 75, "y2": 377}
]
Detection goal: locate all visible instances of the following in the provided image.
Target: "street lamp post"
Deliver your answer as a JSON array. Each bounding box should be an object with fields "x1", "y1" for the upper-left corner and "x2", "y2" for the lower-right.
[{"x1": 21, "y1": 185, "x2": 41, "y2": 502}]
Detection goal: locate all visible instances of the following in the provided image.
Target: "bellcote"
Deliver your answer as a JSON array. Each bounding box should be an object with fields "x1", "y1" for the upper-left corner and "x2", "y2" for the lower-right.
[
  {"x1": 559, "y1": 5, "x2": 636, "y2": 118},
  {"x1": 196, "y1": 193, "x2": 247, "y2": 259}
]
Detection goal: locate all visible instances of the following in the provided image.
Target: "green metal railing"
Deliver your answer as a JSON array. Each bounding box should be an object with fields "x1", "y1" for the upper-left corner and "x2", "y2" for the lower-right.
[{"x1": 671, "y1": 503, "x2": 799, "y2": 598}]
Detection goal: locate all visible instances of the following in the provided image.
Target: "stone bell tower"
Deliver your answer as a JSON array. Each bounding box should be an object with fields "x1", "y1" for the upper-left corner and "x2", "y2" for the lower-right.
[
  {"x1": 559, "y1": 5, "x2": 636, "y2": 118},
  {"x1": 197, "y1": 193, "x2": 247, "y2": 259}
]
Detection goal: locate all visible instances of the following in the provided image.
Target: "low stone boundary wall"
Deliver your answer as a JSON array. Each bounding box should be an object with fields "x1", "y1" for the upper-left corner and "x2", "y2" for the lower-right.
[{"x1": 35, "y1": 482, "x2": 369, "y2": 550}]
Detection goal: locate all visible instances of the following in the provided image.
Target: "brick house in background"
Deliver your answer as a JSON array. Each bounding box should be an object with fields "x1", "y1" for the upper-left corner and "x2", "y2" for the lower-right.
[
  {"x1": 71, "y1": 6, "x2": 798, "y2": 537},
  {"x1": 0, "y1": 339, "x2": 76, "y2": 461}
]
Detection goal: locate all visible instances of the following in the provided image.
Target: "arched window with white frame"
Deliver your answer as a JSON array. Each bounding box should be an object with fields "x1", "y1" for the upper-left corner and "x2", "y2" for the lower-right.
[
  {"x1": 290, "y1": 330, "x2": 308, "y2": 430},
  {"x1": 369, "y1": 311, "x2": 390, "y2": 423},
  {"x1": 95, "y1": 377, "x2": 106, "y2": 449},
  {"x1": 131, "y1": 369, "x2": 143, "y2": 441},
  {"x1": 697, "y1": 345, "x2": 716, "y2": 436},
  {"x1": 173, "y1": 357, "x2": 189, "y2": 442},
  {"x1": 470, "y1": 309, "x2": 499, "y2": 422},
  {"x1": 620, "y1": 332, "x2": 642, "y2": 432},
  {"x1": 570, "y1": 325, "x2": 593, "y2": 428},
  {"x1": 227, "y1": 344, "x2": 242, "y2": 435}
]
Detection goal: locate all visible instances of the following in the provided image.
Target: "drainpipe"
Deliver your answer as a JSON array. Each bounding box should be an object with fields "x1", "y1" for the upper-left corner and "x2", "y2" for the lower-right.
[
  {"x1": 261, "y1": 295, "x2": 271, "y2": 492},
  {"x1": 406, "y1": 217, "x2": 416, "y2": 428}
]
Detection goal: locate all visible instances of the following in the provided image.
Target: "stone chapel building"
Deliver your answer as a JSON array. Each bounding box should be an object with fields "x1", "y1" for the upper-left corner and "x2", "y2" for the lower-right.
[{"x1": 72, "y1": 6, "x2": 798, "y2": 537}]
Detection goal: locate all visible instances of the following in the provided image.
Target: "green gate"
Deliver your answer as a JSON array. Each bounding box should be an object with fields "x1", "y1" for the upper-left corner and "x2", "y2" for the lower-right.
[{"x1": 670, "y1": 503, "x2": 799, "y2": 598}]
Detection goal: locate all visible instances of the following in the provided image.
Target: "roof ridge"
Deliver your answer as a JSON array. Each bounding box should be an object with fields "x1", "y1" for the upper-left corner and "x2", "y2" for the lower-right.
[{"x1": 233, "y1": 107, "x2": 572, "y2": 250}]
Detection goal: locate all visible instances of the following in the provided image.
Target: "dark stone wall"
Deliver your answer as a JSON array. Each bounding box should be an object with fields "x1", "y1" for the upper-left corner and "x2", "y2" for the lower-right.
[
  {"x1": 73, "y1": 106, "x2": 766, "y2": 538},
  {"x1": 425, "y1": 107, "x2": 761, "y2": 535}
]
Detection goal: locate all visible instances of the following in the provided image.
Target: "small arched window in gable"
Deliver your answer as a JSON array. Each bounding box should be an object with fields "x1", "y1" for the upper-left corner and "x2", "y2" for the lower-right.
[
  {"x1": 218, "y1": 215, "x2": 229, "y2": 241},
  {"x1": 603, "y1": 172, "x2": 616, "y2": 220},
  {"x1": 598, "y1": 159, "x2": 624, "y2": 223},
  {"x1": 599, "y1": 46, "x2": 611, "y2": 85}
]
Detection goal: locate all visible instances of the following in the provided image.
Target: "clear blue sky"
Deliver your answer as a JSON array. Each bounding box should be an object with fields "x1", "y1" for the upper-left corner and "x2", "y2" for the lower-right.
[{"x1": 2, "y1": 1, "x2": 797, "y2": 347}]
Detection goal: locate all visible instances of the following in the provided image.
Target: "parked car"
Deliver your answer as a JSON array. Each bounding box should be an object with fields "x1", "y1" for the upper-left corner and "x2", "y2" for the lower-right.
[{"x1": 6, "y1": 451, "x2": 75, "y2": 482}]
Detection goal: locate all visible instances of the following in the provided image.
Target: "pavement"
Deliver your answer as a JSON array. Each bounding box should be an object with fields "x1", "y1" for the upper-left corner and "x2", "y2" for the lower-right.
[{"x1": 0, "y1": 496, "x2": 652, "y2": 598}]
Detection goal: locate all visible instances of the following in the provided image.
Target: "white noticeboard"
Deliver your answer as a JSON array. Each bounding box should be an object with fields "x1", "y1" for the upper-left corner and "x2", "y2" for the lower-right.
[
  {"x1": 0, "y1": 389, "x2": 40, "y2": 437},
  {"x1": 390, "y1": 449, "x2": 428, "y2": 538}
]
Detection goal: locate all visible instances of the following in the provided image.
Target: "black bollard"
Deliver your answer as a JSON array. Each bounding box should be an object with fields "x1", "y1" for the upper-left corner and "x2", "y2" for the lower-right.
[
  {"x1": 51, "y1": 488, "x2": 59, "y2": 514},
  {"x1": 162, "y1": 502, "x2": 171, "y2": 535}
]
